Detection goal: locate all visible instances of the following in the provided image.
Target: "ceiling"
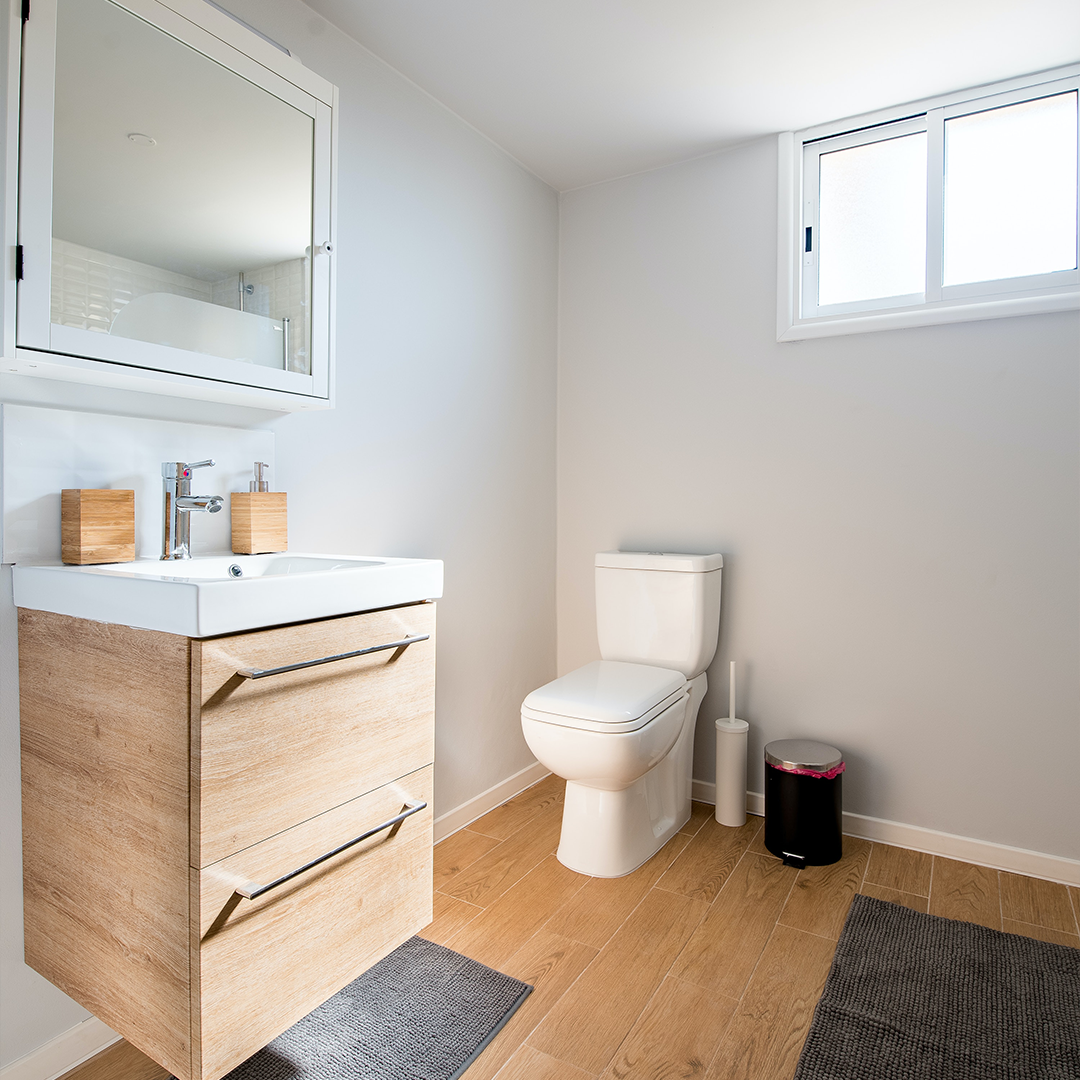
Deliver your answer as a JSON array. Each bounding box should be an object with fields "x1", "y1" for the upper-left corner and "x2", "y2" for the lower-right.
[{"x1": 302, "y1": 0, "x2": 1079, "y2": 191}]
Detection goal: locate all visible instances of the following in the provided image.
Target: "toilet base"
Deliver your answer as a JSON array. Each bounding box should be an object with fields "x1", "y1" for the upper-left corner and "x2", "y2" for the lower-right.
[{"x1": 555, "y1": 672, "x2": 706, "y2": 877}]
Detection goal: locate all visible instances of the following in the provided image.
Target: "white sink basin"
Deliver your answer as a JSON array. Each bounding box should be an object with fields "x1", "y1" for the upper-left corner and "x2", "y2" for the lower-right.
[{"x1": 12, "y1": 553, "x2": 444, "y2": 637}]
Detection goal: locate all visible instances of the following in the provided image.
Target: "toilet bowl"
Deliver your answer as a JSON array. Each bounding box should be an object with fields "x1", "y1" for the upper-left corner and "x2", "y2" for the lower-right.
[{"x1": 521, "y1": 551, "x2": 723, "y2": 877}]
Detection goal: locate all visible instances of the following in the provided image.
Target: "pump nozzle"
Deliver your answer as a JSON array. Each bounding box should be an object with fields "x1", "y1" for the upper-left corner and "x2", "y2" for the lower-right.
[{"x1": 250, "y1": 461, "x2": 270, "y2": 493}]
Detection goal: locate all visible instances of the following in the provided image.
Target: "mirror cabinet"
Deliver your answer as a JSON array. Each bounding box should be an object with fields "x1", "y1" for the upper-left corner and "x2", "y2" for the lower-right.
[{"x1": 12, "y1": 0, "x2": 336, "y2": 409}]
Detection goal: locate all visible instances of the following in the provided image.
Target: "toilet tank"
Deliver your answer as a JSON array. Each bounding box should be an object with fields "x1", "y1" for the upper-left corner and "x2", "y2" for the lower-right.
[{"x1": 594, "y1": 552, "x2": 723, "y2": 679}]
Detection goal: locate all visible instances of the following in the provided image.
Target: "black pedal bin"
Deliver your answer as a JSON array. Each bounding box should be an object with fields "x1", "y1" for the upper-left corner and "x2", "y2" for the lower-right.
[{"x1": 764, "y1": 739, "x2": 843, "y2": 867}]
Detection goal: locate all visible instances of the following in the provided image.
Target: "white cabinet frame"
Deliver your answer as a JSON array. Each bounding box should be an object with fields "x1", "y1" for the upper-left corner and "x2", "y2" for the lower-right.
[{"x1": 12, "y1": 0, "x2": 337, "y2": 410}]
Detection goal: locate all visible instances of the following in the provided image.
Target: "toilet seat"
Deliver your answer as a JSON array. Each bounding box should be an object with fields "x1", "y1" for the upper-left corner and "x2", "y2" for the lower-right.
[{"x1": 522, "y1": 660, "x2": 686, "y2": 733}]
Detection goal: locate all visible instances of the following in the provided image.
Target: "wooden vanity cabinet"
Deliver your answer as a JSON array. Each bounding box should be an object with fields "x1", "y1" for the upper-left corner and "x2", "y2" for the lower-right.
[{"x1": 18, "y1": 602, "x2": 435, "y2": 1080}]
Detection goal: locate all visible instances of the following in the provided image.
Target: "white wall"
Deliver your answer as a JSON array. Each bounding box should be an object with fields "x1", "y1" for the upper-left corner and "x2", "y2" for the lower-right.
[
  {"x1": 0, "y1": 0, "x2": 557, "y2": 1069},
  {"x1": 557, "y1": 135, "x2": 1080, "y2": 863}
]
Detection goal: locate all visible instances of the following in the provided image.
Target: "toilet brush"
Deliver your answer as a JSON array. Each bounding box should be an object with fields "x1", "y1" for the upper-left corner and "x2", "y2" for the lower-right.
[{"x1": 715, "y1": 660, "x2": 749, "y2": 826}]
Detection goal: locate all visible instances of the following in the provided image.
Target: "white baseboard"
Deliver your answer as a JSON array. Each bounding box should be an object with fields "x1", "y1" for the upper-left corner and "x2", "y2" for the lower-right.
[
  {"x1": 0, "y1": 1018, "x2": 119, "y2": 1080},
  {"x1": 691, "y1": 780, "x2": 1080, "y2": 886},
  {"x1": 434, "y1": 760, "x2": 550, "y2": 843},
  {"x1": 840, "y1": 810, "x2": 1080, "y2": 886}
]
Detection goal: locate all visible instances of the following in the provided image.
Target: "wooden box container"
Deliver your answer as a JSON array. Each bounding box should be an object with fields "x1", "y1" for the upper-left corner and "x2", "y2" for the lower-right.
[
  {"x1": 61, "y1": 489, "x2": 136, "y2": 564},
  {"x1": 231, "y1": 492, "x2": 288, "y2": 554}
]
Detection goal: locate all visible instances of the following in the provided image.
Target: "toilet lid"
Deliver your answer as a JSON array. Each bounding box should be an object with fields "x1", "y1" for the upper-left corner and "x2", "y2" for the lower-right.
[{"x1": 522, "y1": 661, "x2": 686, "y2": 726}]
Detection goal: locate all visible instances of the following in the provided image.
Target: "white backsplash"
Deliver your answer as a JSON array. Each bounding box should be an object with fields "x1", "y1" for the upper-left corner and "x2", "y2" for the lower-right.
[{"x1": 1, "y1": 404, "x2": 274, "y2": 564}]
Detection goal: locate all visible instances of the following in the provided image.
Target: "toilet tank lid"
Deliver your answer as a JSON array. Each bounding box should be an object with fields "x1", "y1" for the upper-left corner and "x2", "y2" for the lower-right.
[
  {"x1": 595, "y1": 551, "x2": 723, "y2": 572},
  {"x1": 523, "y1": 661, "x2": 686, "y2": 724}
]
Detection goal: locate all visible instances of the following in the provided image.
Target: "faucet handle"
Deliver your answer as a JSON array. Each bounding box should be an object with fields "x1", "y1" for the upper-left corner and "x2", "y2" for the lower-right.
[{"x1": 162, "y1": 459, "x2": 216, "y2": 479}]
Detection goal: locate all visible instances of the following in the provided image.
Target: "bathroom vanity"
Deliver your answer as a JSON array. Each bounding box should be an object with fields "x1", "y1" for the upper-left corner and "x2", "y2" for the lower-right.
[{"x1": 17, "y1": 586, "x2": 437, "y2": 1080}]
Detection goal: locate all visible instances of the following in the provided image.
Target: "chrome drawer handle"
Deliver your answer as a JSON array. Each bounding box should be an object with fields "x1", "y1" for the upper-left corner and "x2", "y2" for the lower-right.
[
  {"x1": 236, "y1": 634, "x2": 430, "y2": 680},
  {"x1": 234, "y1": 799, "x2": 428, "y2": 901}
]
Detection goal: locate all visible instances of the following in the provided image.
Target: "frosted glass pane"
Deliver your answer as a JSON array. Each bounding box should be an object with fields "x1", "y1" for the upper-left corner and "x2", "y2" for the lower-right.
[
  {"x1": 818, "y1": 132, "x2": 926, "y2": 306},
  {"x1": 944, "y1": 92, "x2": 1078, "y2": 286}
]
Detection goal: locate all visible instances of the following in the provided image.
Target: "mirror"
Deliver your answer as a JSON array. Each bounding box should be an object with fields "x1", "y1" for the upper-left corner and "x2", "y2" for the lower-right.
[
  {"x1": 15, "y1": 0, "x2": 335, "y2": 407},
  {"x1": 52, "y1": 0, "x2": 312, "y2": 373}
]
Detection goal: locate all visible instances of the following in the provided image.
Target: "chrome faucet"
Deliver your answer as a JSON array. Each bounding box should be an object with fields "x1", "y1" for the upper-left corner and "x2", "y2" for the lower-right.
[{"x1": 161, "y1": 459, "x2": 224, "y2": 560}]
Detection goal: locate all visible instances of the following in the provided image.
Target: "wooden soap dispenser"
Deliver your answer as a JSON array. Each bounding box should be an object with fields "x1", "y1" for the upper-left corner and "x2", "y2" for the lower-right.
[{"x1": 231, "y1": 461, "x2": 287, "y2": 554}]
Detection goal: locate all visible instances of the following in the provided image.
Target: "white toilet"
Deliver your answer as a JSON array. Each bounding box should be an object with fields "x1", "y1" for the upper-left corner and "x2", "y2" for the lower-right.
[{"x1": 521, "y1": 551, "x2": 723, "y2": 877}]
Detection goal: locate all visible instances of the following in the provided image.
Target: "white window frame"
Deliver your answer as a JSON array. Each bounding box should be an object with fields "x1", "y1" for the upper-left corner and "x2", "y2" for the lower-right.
[{"x1": 778, "y1": 65, "x2": 1080, "y2": 341}]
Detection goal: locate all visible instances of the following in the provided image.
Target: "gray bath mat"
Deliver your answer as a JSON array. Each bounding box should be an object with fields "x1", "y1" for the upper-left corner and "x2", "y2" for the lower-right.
[
  {"x1": 794, "y1": 893, "x2": 1080, "y2": 1080},
  {"x1": 210, "y1": 937, "x2": 532, "y2": 1080}
]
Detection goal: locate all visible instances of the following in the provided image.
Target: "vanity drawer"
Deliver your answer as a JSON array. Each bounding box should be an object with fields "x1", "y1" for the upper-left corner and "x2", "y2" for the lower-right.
[
  {"x1": 193, "y1": 765, "x2": 433, "y2": 1080},
  {"x1": 193, "y1": 604, "x2": 435, "y2": 866}
]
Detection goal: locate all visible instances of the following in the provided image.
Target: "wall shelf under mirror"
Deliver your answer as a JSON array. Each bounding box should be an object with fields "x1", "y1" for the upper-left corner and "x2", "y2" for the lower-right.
[{"x1": 12, "y1": 0, "x2": 337, "y2": 411}]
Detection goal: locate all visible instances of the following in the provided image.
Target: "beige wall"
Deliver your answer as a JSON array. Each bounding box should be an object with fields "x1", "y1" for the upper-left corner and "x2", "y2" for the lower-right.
[{"x1": 557, "y1": 134, "x2": 1079, "y2": 860}]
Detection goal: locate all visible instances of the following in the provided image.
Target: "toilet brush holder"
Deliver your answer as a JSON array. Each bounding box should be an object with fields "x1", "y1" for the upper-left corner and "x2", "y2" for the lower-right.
[{"x1": 715, "y1": 718, "x2": 749, "y2": 826}]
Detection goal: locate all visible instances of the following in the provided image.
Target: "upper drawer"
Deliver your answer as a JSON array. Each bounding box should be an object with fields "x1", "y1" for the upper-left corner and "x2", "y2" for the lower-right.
[{"x1": 192, "y1": 603, "x2": 435, "y2": 866}]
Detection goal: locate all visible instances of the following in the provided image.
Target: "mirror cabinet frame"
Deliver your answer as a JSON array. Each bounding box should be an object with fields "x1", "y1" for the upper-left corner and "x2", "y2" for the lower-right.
[{"x1": 11, "y1": 0, "x2": 337, "y2": 411}]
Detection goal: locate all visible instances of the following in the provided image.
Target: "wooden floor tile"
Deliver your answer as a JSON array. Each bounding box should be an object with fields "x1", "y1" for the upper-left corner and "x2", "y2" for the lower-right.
[
  {"x1": 864, "y1": 843, "x2": 932, "y2": 896},
  {"x1": 448, "y1": 855, "x2": 588, "y2": 969},
  {"x1": 928, "y1": 858, "x2": 1001, "y2": 930},
  {"x1": 655, "y1": 816, "x2": 761, "y2": 903},
  {"x1": 528, "y1": 889, "x2": 708, "y2": 1074},
  {"x1": 1002, "y1": 919, "x2": 1080, "y2": 949},
  {"x1": 778, "y1": 838, "x2": 871, "y2": 941},
  {"x1": 494, "y1": 1045, "x2": 597, "y2": 1080},
  {"x1": 417, "y1": 890, "x2": 483, "y2": 946},
  {"x1": 440, "y1": 800, "x2": 563, "y2": 907},
  {"x1": 859, "y1": 881, "x2": 929, "y2": 913},
  {"x1": 470, "y1": 773, "x2": 563, "y2": 841},
  {"x1": 434, "y1": 828, "x2": 502, "y2": 889},
  {"x1": 672, "y1": 852, "x2": 795, "y2": 998},
  {"x1": 544, "y1": 833, "x2": 689, "y2": 949},
  {"x1": 678, "y1": 800, "x2": 716, "y2": 836},
  {"x1": 999, "y1": 871, "x2": 1077, "y2": 933},
  {"x1": 467, "y1": 930, "x2": 599, "y2": 1080},
  {"x1": 600, "y1": 975, "x2": 737, "y2": 1080},
  {"x1": 57, "y1": 1041, "x2": 168, "y2": 1080},
  {"x1": 1070, "y1": 887, "x2": 1080, "y2": 932},
  {"x1": 705, "y1": 925, "x2": 835, "y2": 1080}
]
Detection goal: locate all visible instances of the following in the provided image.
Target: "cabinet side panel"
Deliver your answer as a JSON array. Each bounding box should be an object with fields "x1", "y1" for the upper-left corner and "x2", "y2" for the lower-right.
[{"x1": 18, "y1": 610, "x2": 192, "y2": 1079}]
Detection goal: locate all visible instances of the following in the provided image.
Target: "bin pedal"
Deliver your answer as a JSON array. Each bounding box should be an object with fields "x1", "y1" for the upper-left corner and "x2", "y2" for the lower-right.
[{"x1": 781, "y1": 851, "x2": 806, "y2": 869}]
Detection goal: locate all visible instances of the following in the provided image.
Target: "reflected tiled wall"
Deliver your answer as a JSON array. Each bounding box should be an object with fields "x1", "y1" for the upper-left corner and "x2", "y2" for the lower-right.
[
  {"x1": 51, "y1": 238, "x2": 212, "y2": 333},
  {"x1": 210, "y1": 257, "x2": 310, "y2": 374},
  {"x1": 50, "y1": 239, "x2": 311, "y2": 373}
]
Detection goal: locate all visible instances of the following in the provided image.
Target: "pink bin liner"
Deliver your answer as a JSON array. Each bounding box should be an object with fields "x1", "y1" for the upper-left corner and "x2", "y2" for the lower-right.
[{"x1": 767, "y1": 760, "x2": 846, "y2": 780}]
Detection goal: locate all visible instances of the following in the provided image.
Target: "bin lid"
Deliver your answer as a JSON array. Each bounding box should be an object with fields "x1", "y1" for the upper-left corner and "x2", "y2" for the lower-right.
[{"x1": 765, "y1": 739, "x2": 843, "y2": 772}]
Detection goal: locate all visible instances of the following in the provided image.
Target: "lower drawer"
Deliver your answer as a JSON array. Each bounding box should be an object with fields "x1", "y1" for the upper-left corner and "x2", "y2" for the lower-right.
[{"x1": 192, "y1": 766, "x2": 433, "y2": 1080}]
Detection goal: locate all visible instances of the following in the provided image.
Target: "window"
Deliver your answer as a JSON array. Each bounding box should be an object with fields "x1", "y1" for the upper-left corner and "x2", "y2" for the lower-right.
[{"x1": 778, "y1": 67, "x2": 1079, "y2": 339}]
